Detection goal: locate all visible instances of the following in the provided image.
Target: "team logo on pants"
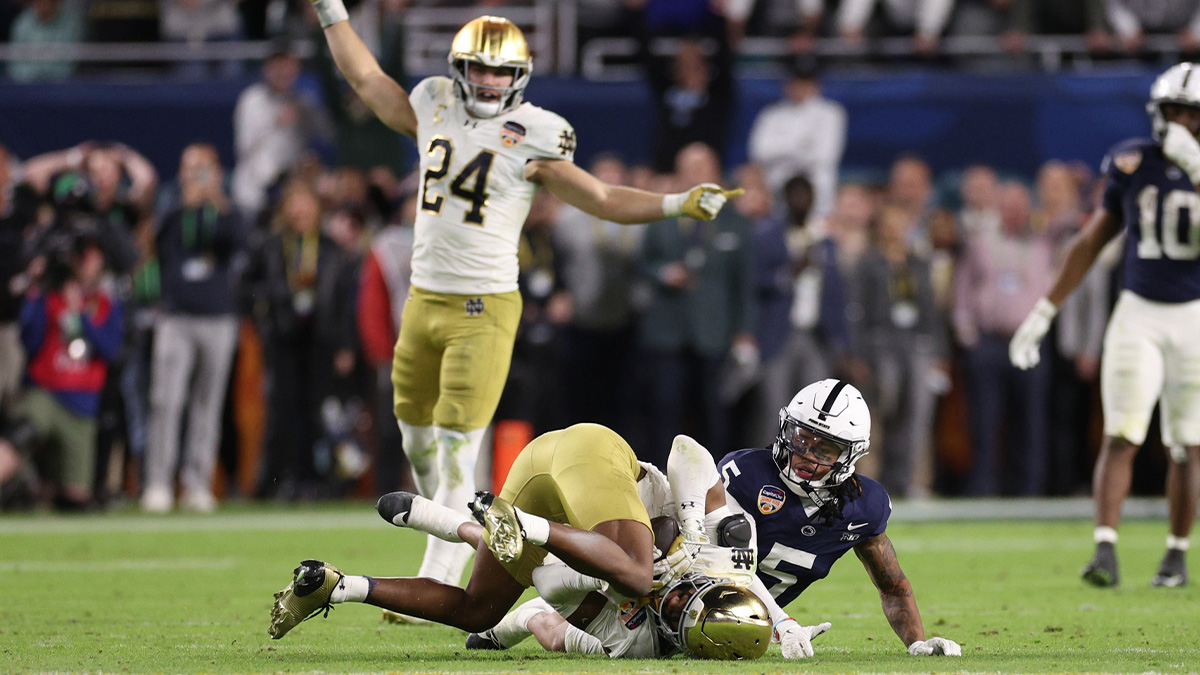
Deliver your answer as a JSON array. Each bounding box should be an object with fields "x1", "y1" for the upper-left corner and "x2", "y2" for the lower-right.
[
  {"x1": 465, "y1": 297, "x2": 485, "y2": 316},
  {"x1": 758, "y1": 486, "x2": 786, "y2": 514}
]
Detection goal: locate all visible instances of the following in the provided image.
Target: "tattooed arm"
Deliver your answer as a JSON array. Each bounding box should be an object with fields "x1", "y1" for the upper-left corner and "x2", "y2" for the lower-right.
[{"x1": 853, "y1": 532, "x2": 923, "y2": 647}]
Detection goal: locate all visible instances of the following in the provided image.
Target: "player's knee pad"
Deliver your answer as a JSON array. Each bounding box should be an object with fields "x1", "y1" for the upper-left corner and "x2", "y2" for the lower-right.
[{"x1": 716, "y1": 514, "x2": 752, "y2": 549}]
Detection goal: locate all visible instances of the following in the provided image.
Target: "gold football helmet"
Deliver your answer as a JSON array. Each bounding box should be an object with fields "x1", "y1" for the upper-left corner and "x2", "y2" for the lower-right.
[
  {"x1": 448, "y1": 16, "x2": 533, "y2": 118},
  {"x1": 650, "y1": 573, "x2": 772, "y2": 660}
]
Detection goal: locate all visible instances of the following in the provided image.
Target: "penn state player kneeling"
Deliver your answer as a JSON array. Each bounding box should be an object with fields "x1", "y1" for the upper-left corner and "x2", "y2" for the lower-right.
[
  {"x1": 1010, "y1": 63, "x2": 1200, "y2": 588},
  {"x1": 716, "y1": 379, "x2": 960, "y2": 656}
]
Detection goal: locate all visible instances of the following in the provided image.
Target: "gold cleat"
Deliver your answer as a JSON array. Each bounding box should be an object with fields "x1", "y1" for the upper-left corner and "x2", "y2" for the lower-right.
[
  {"x1": 469, "y1": 491, "x2": 525, "y2": 563},
  {"x1": 268, "y1": 560, "x2": 342, "y2": 639}
]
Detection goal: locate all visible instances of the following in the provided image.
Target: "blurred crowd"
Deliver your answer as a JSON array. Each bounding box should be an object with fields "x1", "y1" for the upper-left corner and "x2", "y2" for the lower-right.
[
  {"x1": 2, "y1": 0, "x2": 1200, "y2": 83},
  {"x1": 0, "y1": 2, "x2": 1150, "y2": 513}
]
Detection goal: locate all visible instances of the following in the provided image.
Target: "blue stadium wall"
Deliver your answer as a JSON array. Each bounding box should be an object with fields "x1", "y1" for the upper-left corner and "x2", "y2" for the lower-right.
[{"x1": 0, "y1": 68, "x2": 1160, "y2": 183}]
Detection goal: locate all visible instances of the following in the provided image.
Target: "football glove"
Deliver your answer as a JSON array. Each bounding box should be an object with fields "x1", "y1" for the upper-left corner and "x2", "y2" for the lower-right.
[
  {"x1": 907, "y1": 636, "x2": 962, "y2": 656},
  {"x1": 775, "y1": 618, "x2": 832, "y2": 659},
  {"x1": 1163, "y1": 121, "x2": 1200, "y2": 185},
  {"x1": 663, "y1": 184, "x2": 744, "y2": 221},
  {"x1": 311, "y1": 0, "x2": 349, "y2": 27},
  {"x1": 651, "y1": 540, "x2": 698, "y2": 590},
  {"x1": 1008, "y1": 297, "x2": 1056, "y2": 370}
]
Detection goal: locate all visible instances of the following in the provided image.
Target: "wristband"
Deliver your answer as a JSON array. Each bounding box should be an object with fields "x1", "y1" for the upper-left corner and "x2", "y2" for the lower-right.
[
  {"x1": 662, "y1": 192, "x2": 686, "y2": 218},
  {"x1": 312, "y1": 0, "x2": 349, "y2": 28}
]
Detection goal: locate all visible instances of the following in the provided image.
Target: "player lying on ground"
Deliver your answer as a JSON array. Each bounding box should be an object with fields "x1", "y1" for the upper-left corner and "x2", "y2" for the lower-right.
[
  {"x1": 267, "y1": 423, "x2": 765, "y2": 659},
  {"x1": 458, "y1": 434, "x2": 829, "y2": 659},
  {"x1": 715, "y1": 380, "x2": 961, "y2": 656}
]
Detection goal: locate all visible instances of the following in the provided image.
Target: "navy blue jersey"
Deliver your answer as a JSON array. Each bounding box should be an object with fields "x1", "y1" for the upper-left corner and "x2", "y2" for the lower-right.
[
  {"x1": 1101, "y1": 138, "x2": 1200, "y2": 303},
  {"x1": 718, "y1": 448, "x2": 891, "y2": 608}
]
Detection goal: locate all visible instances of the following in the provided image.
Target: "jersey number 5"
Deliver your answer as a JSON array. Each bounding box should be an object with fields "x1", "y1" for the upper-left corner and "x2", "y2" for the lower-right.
[
  {"x1": 1137, "y1": 185, "x2": 1200, "y2": 260},
  {"x1": 421, "y1": 137, "x2": 495, "y2": 225},
  {"x1": 759, "y1": 542, "x2": 816, "y2": 594}
]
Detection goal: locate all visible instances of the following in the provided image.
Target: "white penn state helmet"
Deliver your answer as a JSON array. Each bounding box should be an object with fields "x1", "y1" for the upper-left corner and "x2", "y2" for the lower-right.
[
  {"x1": 772, "y1": 379, "x2": 870, "y2": 493},
  {"x1": 1147, "y1": 63, "x2": 1200, "y2": 140}
]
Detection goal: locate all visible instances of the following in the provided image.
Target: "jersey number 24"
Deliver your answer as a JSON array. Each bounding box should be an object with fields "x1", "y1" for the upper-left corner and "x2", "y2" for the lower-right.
[{"x1": 422, "y1": 136, "x2": 495, "y2": 225}]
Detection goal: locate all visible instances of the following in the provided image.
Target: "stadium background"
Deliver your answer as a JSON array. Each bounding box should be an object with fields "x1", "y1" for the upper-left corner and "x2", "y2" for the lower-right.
[{"x1": 0, "y1": 0, "x2": 1189, "y2": 509}]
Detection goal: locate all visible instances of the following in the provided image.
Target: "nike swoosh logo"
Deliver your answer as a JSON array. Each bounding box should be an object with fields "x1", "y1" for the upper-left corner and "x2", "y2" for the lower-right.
[{"x1": 847, "y1": 522, "x2": 869, "y2": 530}]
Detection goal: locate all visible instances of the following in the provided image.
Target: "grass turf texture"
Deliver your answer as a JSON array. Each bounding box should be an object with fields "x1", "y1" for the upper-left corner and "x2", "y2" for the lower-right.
[{"x1": 1, "y1": 503, "x2": 1198, "y2": 674}]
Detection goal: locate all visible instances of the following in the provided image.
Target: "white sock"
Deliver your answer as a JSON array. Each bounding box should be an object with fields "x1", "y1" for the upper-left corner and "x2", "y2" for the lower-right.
[
  {"x1": 563, "y1": 624, "x2": 606, "y2": 655},
  {"x1": 1167, "y1": 535, "x2": 1190, "y2": 551},
  {"x1": 667, "y1": 434, "x2": 720, "y2": 535},
  {"x1": 416, "y1": 427, "x2": 486, "y2": 584},
  {"x1": 399, "y1": 421, "x2": 438, "y2": 497},
  {"x1": 408, "y1": 495, "x2": 470, "y2": 542},
  {"x1": 330, "y1": 575, "x2": 371, "y2": 604},
  {"x1": 514, "y1": 505, "x2": 551, "y2": 546},
  {"x1": 489, "y1": 598, "x2": 550, "y2": 648},
  {"x1": 1094, "y1": 526, "x2": 1118, "y2": 544},
  {"x1": 531, "y1": 563, "x2": 606, "y2": 606}
]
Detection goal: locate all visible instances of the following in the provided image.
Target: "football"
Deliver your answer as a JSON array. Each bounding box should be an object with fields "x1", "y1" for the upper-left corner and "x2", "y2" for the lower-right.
[{"x1": 651, "y1": 515, "x2": 681, "y2": 560}]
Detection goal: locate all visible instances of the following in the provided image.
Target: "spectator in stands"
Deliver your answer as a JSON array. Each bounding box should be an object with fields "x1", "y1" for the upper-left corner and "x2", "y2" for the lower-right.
[
  {"x1": 1103, "y1": 0, "x2": 1200, "y2": 54},
  {"x1": 242, "y1": 180, "x2": 357, "y2": 500},
  {"x1": 836, "y1": 0, "x2": 956, "y2": 56},
  {"x1": 552, "y1": 154, "x2": 645, "y2": 437},
  {"x1": 636, "y1": 13, "x2": 736, "y2": 171},
  {"x1": 6, "y1": 0, "x2": 85, "y2": 82},
  {"x1": 356, "y1": 193, "x2": 416, "y2": 495},
  {"x1": 141, "y1": 143, "x2": 244, "y2": 514},
  {"x1": 957, "y1": 164, "x2": 1000, "y2": 238},
  {"x1": 827, "y1": 181, "x2": 877, "y2": 276},
  {"x1": 1035, "y1": 160, "x2": 1110, "y2": 495},
  {"x1": 637, "y1": 143, "x2": 754, "y2": 468},
  {"x1": 755, "y1": 173, "x2": 852, "y2": 442},
  {"x1": 23, "y1": 142, "x2": 157, "y2": 274},
  {"x1": 748, "y1": 56, "x2": 847, "y2": 219},
  {"x1": 14, "y1": 230, "x2": 123, "y2": 509},
  {"x1": 158, "y1": 0, "x2": 246, "y2": 78},
  {"x1": 886, "y1": 154, "x2": 936, "y2": 248},
  {"x1": 231, "y1": 47, "x2": 334, "y2": 223},
  {"x1": 849, "y1": 204, "x2": 947, "y2": 498},
  {"x1": 952, "y1": 181, "x2": 1054, "y2": 495}
]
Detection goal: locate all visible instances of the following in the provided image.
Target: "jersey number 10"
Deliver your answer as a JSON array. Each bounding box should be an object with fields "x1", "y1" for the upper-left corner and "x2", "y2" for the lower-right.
[
  {"x1": 1137, "y1": 186, "x2": 1200, "y2": 260},
  {"x1": 422, "y1": 137, "x2": 495, "y2": 225}
]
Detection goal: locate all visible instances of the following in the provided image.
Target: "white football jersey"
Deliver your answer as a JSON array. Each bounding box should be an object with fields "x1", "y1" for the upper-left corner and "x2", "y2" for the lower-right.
[{"x1": 408, "y1": 76, "x2": 577, "y2": 295}]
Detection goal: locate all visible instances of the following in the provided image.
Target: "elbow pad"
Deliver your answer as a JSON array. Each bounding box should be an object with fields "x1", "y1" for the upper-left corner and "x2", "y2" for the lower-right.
[{"x1": 717, "y1": 514, "x2": 753, "y2": 549}]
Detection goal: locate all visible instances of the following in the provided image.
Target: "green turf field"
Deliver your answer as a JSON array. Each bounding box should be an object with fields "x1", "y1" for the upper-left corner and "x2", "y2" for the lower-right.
[{"x1": 2, "y1": 503, "x2": 1197, "y2": 674}]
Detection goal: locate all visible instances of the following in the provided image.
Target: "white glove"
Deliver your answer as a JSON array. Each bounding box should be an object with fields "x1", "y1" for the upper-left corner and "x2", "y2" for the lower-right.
[
  {"x1": 662, "y1": 184, "x2": 744, "y2": 221},
  {"x1": 908, "y1": 636, "x2": 961, "y2": 656},
  {"x1": 1008, "y1": 297, "x2": 1057, "y2": 370},
  {"x1": 651, "y1": 541, "x2": 697, "y2": 590},
  {"x1": 1163, "y1": 121, "x2": 1200, "y2": 185},
  {"x1": 776, "y1": 618, "x2": 832, "y2": 659}
]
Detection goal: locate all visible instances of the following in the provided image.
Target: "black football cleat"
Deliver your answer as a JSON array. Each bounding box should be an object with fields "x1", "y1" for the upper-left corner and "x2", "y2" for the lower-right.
[{"x1": 1081, "y1": 542, "x2": 1119, "y2": 588}]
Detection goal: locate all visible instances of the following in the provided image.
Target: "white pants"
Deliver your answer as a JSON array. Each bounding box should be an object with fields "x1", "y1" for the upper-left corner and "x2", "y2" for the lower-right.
[{"x1": 1101, "y1": 291, "x2": 1200, "y2": 447}]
